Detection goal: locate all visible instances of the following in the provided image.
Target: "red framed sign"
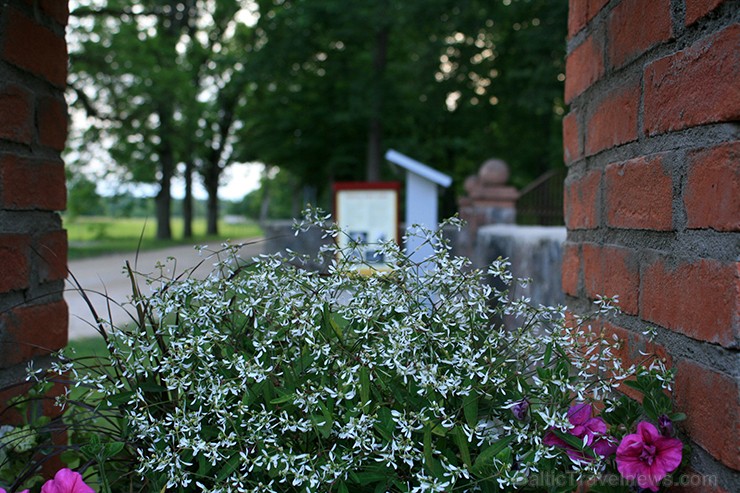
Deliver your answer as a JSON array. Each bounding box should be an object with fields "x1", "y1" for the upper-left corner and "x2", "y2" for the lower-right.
[{"x1": 333, "y1": 182, "x2": 400, "y2": 271}]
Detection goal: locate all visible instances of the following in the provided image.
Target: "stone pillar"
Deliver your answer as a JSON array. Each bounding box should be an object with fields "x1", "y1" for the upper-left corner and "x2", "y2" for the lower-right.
[{"x1": 457, "y1": 158, "x2": 519, "y2": 258}]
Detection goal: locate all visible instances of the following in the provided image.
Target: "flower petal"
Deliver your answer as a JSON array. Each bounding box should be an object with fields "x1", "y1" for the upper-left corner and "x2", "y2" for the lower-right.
[
  {"x1": 637, "y1": 421, "x2": 661, "y2": 443},
  {"x1": 41, "y1": 479, "x2": 59, "y2": 493},
  {"x1": 567, "y1": 403, "x2": 592, "y2": 426},
  {"x1": 585, "y1": 416, "x2": 607, "y2": 435},
  {"x1": 542, "y1": 431, "x2": 568, "y2": 449},
  {"x1": 654, "y1": 436, "x2": 683, "y2": 473},
  {"x1": 635, "y1": 464, "x2": 666, "y2": 492}
]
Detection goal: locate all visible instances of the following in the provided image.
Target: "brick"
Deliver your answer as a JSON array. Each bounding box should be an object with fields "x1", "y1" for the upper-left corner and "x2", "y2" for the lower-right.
[
  {"x1": 37, "y1": 95, "x2": 68, "y2": 151},
  {"x1": 581, "y1": 244, "x2": 639, "y2": 314},
  {"x1": 684, "y1": 142, "x2": 740, "y2": 232},
  {"x1": 0, "y1": 234, "x2": 30, "y2": 293},
  {"x1": 0, "y1": 85, "x2": 33, "y2": 145},
  {"x1": 644, "y1": 25, "x2": 740, "y2": 136},
  {"x1": 565, "y1": 35, "x2": 604, "y2": 104},
  {"x1": 641, "y1": 257, "x2": 739, "y2": 347},
  {"x1": 23, "y1": 0, "x2": 70, "y2": 26},
  {"x1": 562, "y1": 111, "x2": 581, "y2": 165},
  {"x1": 603, "y1": 321, "x2": 671, "y2": 369},
  {"x1": 585, "y1": 79, "x2": 639, "y2": 156},
  {"x1": 37, "y1": 229, "x2": 68, "y2": 283},
  {"x1": 605, "y1": 155, "x2": 674, "y2": 231},
  {"x1": 562, "y1": 242, "x2": 580, "y2": 296},
  {"x1": 0, "y1": 300, "x2": 68, "y2": 368},
  {"x1": 685, "y1": 0, "x2": 727, "y2": 26},
  {"x1": 567, "y1": 0, "x2": 610, "y2": 38},
  {"x1": 564, "y1": 169, "x2": 601, "y2": 229},
  {"x1": 0, "y1": 155, "x2": 67, "y2": 211},
  {"x1": 601, "y1": 321, "x2": 671, "y2": 401},
  {"x1": 1, "y1": 7, "x2": 67, "y2": 88},
  {"x1": 675, "y1": 360, "x2": 739, "y2": 470},
  {"x1": 608, "y1": 0, "x2": 672, "y2": 69}
]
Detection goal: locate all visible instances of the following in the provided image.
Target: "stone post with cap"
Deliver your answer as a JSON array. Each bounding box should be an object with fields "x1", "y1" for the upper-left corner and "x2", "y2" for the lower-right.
[{"x1": 457, "y1": 158, "x2": 519, "y2": 258}]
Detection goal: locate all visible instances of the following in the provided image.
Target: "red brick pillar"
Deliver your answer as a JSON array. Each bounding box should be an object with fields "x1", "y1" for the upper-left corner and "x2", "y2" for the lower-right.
[
  {"x1": 0, "y1": 0, "x2": 69, "y2": 408},
  {"x1": 563, "y1": 0, "x2": 738, "y2": 490}
]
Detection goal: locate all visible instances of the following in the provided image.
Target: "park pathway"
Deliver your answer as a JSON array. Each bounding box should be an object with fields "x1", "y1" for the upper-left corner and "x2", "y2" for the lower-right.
[{"x1": 65, "y1": 238, "x2": 265, "y2": 340}]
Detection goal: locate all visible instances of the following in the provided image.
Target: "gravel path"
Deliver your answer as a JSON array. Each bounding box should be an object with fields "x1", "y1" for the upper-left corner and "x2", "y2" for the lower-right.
[{"x1": 65, "y1": 238, "x2": 265, "y2": 340}]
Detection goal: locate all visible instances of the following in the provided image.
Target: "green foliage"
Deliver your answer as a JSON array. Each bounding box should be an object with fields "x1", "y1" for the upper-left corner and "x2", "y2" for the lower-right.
[
  {"x1": 0, "y1": 383, "x2": 61, "y2": 491},
  {"x1": 232, "y1": 167, "x2": 305, "y2": 220},
  {"x1": 66, "y1": 170, "x2": 104, "y2": 220},
  {"x1": 243, "y1": 0, "x2": 567, "y2": 197},
  {"x1": 14, "y1": 211, "x2": 682, "y2": 492},
  {"x1": 67, "y1": 0, "x2": 255, "y2": 238}
]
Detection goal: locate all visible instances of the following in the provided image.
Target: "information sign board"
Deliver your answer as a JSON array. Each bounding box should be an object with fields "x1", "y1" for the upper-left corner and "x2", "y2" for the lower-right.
[{"x1": 333, "y1": 182, "x2": 400, "y2": 271}]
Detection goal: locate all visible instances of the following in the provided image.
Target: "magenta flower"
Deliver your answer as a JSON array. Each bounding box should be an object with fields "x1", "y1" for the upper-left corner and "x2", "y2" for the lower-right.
[
  {"x1": 40, "y1": 469, "x2": 95, "y2": 493},
  {"x1": 616, "y1": 421, "x2": 683, "y2": 492},
  {"x1": 543, "y1": 403, "x2": 617, "y2": 461}
]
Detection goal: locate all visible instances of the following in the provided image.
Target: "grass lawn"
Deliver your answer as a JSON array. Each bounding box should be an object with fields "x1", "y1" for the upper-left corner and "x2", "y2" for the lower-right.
[
  {"x1": 65, "y1": 216, "x2": 262, "y2": 259},
  {"x1": 66, "y1": 335, "x2": 109, "y2": 359}
]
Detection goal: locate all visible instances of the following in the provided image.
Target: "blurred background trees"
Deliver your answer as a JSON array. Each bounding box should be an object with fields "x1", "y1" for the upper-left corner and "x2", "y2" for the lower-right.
[{"x1": 66, "y1": 0, "x2": 567, "y2": 231}]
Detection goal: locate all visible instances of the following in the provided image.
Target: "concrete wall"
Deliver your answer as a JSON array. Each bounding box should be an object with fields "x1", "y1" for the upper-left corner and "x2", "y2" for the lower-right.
[
  {"x1": 563, "y1": 0, "x2": 739, "y2": 488},
  {"x1": 476, "y1": 225, "x2": 566, "y2": 310},
  {"x1": 0, "y1": 0, "x2": 69, "y2": 415}
]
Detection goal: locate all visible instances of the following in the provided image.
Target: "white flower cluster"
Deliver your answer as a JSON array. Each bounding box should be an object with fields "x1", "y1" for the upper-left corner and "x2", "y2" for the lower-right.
[{"x1": 42, "y1": 212, "x2": 639, "y2": 492}]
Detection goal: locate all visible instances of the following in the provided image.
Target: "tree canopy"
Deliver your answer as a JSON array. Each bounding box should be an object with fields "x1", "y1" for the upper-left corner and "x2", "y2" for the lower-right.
[
  {"x1": 67, "y1": 0, "x2": 254, "y2": 237},
  {"x1": 67, "y1": 0, "x2": 567, "y2": 224},
  {"x1": 242, "y1": 0, "x2": 567, "y2": 209}
]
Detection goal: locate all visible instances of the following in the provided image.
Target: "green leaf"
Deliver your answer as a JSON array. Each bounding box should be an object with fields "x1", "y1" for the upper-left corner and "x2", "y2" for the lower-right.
[
  {"x1": 103, "y1": 441, "x2": 125, "y2": 458},
  {"x1": 543, "y1": 342, "x2": 553, "y2": 366},
  {"x1": 313, "y1": 401, "x2": 334, "y2": 438},
  {"x1": 104, "y1": 390, "x2": 134, "y2": 407},
  {"x1": 471, "y1": 434, "x2": 516, "y2": 477},
  {"x1": 551, "y1": 430, "x2": 598, "y2": 460},
  {"x1": 269, "y1": 393, "x2": 295, "y2": 405},
  {"x1": 215, "y1": 452, "x2": 241, "y2": 482},
  {"x1": 452, "y1": 426, "x2": 472, "y2": 468},
  {"x1": 374, "y1": 407, "x2": 394, "y2": 441},
  {"x1": 138, "y1": 380, "x2": 167, "y2": 393},
  {"x1": 623, "y1": 380, "x2": 644, "y2": 392},
  {"x1": 354, "y1": 470, "x2": 389, "y2": 486},
  {"x1": 423, "y1": 424, "x2": 434, "y2": 470},
  {"x1": 336, "y1": 480, "x2": 349, "y2": 493},
  {"x1": 359, "y1": 366, "x2": 371, "y2": 405},
  {"x1": 463, "y1": 391, "x2": 479, "y2": 428},
  {"x1": 59, "y1": 450, "x2": 81, "y2": 469},
  {"x1": 642, "y1": 396, "x2": 660, "y2": 421}
]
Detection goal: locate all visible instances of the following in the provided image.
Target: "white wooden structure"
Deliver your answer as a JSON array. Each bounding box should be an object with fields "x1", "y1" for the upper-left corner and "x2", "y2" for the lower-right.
[{"x1": 385, "y1": 149, "x2": 452, "y2": 263}]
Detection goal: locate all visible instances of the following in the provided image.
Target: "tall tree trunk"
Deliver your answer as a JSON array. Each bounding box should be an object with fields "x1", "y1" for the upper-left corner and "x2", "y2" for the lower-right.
[
  {"x1": 366, "y1": 26, "x2": 389, "y2": 182},
  {"x1": 155, "y1": 146, "x2": 173, "y2": 240},
  {"x1": 258, "y1": 165, "x2": 272, "y2": 222},
  {"x1": 183, "y1": 161, "x2": 194, "y2": 238},
  {"x1": 205, "y1": 165, "x2": 219, "y2": 236}
]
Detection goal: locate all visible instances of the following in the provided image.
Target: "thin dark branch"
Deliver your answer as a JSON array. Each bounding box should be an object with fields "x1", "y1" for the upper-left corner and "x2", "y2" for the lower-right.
[{"x1": 69, "y1": 7, "x2": 162, "y2": 18}]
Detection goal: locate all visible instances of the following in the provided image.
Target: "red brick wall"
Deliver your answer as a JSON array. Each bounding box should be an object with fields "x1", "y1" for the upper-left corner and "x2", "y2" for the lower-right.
[
  {"x1": 0, "y1": 0, "x2": 69, "y2": 401},
  {"x1": 563, "y1": 0, "x2": 739, "y2": 488}
]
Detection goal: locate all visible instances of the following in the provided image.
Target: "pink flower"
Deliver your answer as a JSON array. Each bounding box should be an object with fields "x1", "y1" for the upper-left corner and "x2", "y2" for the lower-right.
[
  {"x1": 616, "y1": 421, "x2": 683, "y2": 492},
  {"x1": 543, "y1": 403, "x2": 617, "y2": 461},
  {"x1": 40, "y1": 469, "x2": 95, "y2": 493}
]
